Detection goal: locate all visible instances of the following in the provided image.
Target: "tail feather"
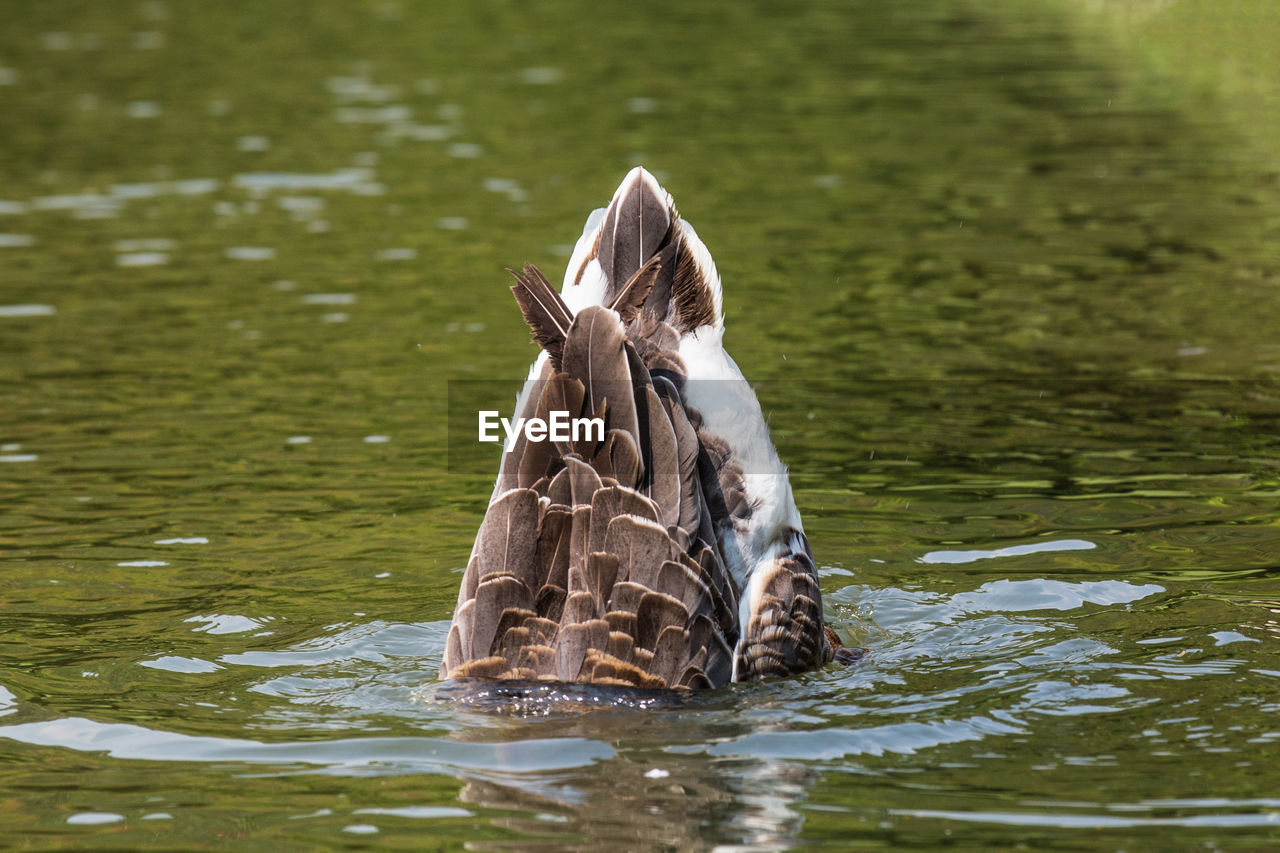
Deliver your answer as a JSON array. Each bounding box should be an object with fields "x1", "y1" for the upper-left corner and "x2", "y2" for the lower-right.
[
  {"x1": 606, "y1": 254, "x2": 662, "y2": 324},
  {"x1": 509, "y1": 264, "x2": 573, "y2": 368},
  {"x1": 441, "y1": 265, "x2": 742, "y2": 688}
]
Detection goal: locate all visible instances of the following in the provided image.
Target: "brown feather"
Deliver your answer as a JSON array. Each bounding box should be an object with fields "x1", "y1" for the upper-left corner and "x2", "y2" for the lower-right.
[
  {"x1": 562, "y1": 590, "x2": 596, "y2": 626},
  {"x1": 525, "y1": 615, "x2": 560, "y2": 646},
  {"x1": 606, "y1": 629, "x2": 635, "y2": 663},
  {"x1": 606, "y1": 581, "x2": 649, "y2": 616},
  {"x1": 467, "y1": 574, "x2": 533, "y2": 659},
  {"x1": 588, "y1": 551, "x2": 620, "y2": 614},
  {"x1": 648, "y1": 625, "x2": 689, "y2": 686},
  {"x1": 656, "y1": 559, "x2": 713, "y2": 620},
  {"x1": 735, "y1": 530, "x2": 834, "y2": 680},
  {"x1": 445, "y1": 623, "x2": 463, "y2": 671},
  {"x1": 518, "y1": 373, "x2": 583, "y2": 487},
  {"x1": 494, "y1": 358, "x2": 552, "y2": 495},
  {"x1": 546, "y1": 465, "x2": 572, "y2": 507},
  {"x1": 591, "y1": 429, "x2": 643, "y2": 488},
  {"x1": 639, "y1": 384, "x2": 680, "y2": 528},
  {"x1": 517, "y1": 644, "x2": 557, "y2": 677},
  {"x1": 565, "y1": 455, "x2": 603, "y2": 508},
  {"x1": 677, "y1": 646, "x2": 709, "y2": 689},
  {"x1": 568, "y1": 504, "x2": 591, "y2": 581},
  {"x1": 597, "y1": 175, "x2": 672, "y2": 303},
  {"x1": 603, "y1": 514, "x2": 673, "y2": 589},
  {"x1": 654, "y1": 376, "x2": 703, "y2": 538},
  {"x1": 508, "y1": 264, "x2": 574, "y2": 368},
  {"x1": 606, "y1": 254, "x2": 662, "y2": 324},
  {"x1": 670, "y1": 238, "x2": 718, "y2": 333},
  {"x1": 472, "y1": 489, "x2": 540, "y2": 589},
  {"x1": 453, "y1": 656, "x2": 513, "y2": 679},
  {"x1": 561, "y1": 305, "x2": 639, "y2": 449},
  {"x1": 639, "y1": 237, "x2": 679, "y2": 331},
  {"x1": 540, "y1": 372, "x2": 586, "y2": 456},
  {"x1": 535, "y1": 507, "x2": 572, "y2": 595},
  {"x1": 533, "y1": 583, "x2": 566, "y2": 625},
  {"x1": 636, "y1": 591, "x2": 688, "y2": 651},
  {"x1": 556, "y1": 623, "x2": 591, "y2": 681}
]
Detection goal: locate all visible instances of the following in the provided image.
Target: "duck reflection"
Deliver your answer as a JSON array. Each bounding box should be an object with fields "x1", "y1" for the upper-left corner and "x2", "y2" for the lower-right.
[{"x1": 430, "y1": 681, "x2": 818, "y2": 850}]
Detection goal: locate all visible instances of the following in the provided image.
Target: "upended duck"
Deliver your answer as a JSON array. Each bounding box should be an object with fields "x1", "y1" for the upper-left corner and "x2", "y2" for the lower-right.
[{"x1": 441, "y1": 167, "x2": 839, "y2": 688}]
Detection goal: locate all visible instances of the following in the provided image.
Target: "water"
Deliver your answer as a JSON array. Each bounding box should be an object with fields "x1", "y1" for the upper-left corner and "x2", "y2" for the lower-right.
[{"x1": 3, "y1": 0, "x2": 1280, "y2": 848}]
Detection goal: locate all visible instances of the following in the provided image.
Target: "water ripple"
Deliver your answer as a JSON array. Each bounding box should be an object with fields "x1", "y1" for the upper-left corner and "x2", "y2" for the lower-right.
[{"x1": 0, "y1": 716, "x2": 615, "y2": 775}]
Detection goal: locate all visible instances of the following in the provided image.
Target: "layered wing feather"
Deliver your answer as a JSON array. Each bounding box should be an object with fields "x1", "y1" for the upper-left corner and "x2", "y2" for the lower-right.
[
  {"x1": 734, "y1": 529, "x2": 831, "y2": 680},
  {"x1": 441, "y1": 295, "x2": 741, "y2": 688}
]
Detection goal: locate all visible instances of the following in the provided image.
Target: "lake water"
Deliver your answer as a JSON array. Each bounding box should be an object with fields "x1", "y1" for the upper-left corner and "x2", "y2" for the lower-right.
[{"x1": 3, "y1": 1, "x2": 1280, "y2": 848}]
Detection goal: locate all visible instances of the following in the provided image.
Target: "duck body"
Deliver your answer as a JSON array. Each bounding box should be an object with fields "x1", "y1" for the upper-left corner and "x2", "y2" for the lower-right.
[{"x1": 441, "y1": 168, "x2": 833, "y2": 688}]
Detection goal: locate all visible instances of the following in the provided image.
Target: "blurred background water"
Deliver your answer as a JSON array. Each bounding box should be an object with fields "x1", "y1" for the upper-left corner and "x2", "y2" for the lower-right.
[{"x1": 3, "y1": 0, "x2": 1280, "y2": 848}]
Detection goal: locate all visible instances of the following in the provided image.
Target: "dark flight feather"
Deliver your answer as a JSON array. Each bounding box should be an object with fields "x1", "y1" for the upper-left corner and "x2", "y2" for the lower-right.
[
  {"x1": 509, "y1": 264, "x2": 574, "y2": 368},
  {"x1": 471, "y1": 489, "x2": 539, "y2": 595},
  {"x1": 562, "y1": 306, "x2": 639, "y2": 447},
  {"x1": 639, "y1": 383, "x2": 680, "y2": 528},
  {"x1": 494, "y1": 357, "x2": 552, "y2": 495},
  {"x1": 597, "y1": 178, "x2": 672, "y2": 304},
  {"x1": 606, "y1": 254, "x2": 663, "y2": 325}
]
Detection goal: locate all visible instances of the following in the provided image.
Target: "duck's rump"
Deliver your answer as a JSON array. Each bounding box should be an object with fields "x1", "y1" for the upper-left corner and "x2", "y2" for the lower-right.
[
  {"x1": 441, "y1": 169, "x2": 835, "y2": 689},
  {"x1": 441, "y1": 270, "x2": 740, "y2": 689}
]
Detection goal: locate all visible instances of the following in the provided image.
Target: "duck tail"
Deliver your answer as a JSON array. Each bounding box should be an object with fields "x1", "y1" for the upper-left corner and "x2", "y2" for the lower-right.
[
  {"x1": 567, "y1": 167, "x2": 722, "y2": 336},
  {"x1": 442, "y1": 293, "x2": 741, "y2": 687}
]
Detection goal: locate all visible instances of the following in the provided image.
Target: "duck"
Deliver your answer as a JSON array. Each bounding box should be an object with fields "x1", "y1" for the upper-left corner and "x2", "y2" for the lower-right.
[{"x1": 441, "y1": 167, "x2": 837, "y2": 688}]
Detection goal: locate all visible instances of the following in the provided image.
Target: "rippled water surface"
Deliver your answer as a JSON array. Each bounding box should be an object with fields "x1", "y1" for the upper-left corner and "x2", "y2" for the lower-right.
[{"x1": 3, "y1": 1, "x2": 1280, "y2": 848}]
